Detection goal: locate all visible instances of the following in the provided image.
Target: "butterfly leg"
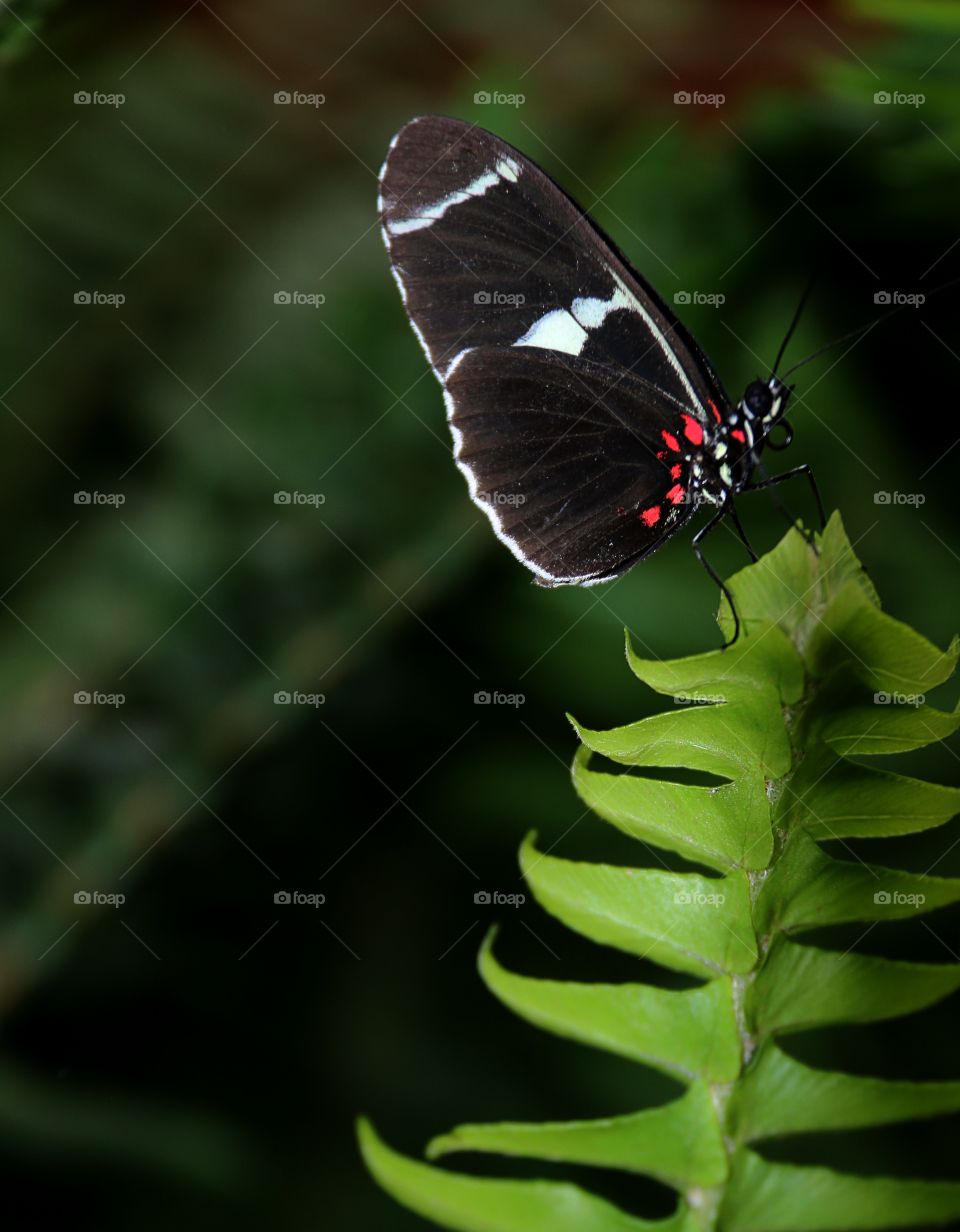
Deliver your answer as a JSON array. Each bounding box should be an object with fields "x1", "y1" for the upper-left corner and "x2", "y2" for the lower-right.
[
  {"x1": 743, "y1": 463, "x2": 826, "y2": 534},
  {"x1": 692, "y1": 506, "x2": 741, "y2": 649},
  {"x1": 746, "y1": 459, "x2": 814, "y2": 547},
  {"x1": 726, "y1": 500, "x2": 759, "y2": 562}
]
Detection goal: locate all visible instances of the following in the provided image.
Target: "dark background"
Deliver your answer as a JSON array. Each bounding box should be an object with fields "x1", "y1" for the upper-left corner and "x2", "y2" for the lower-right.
[{"x1": 1, "y1": 1, "x2": 959, "y2": 1228}]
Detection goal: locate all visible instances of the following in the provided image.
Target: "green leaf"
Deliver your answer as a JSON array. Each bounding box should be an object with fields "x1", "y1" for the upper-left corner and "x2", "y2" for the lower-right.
[
  {"x1": 625, "y1": 622, "x2": 802, "y2": 706},
  {"x1": 807, "y1": 579, "x2": 959, "y2": 695},
  {"x1": 570, "y1": 695, "x2": 791, "y2": 780},
  {"x1": 357, "y1": 1119, "x2": 694, "y2": 1232},
  {"x1": 750, "y1": 938, "x2": 960, "y2": 1035},
  {"x1": 426, "y1": 1080, "x2": 727, "y2": 1190},
  {"x1": 716, "y1": 522, "x2": 821, "y2": 643},
  {"x1": 572, "y1": 746, "x2": 772, "y2": 871},
  {"x1": 361, "y1": 514, "x2": 960, "y2": 1232},
  {"x1": 571, "y1": 708, "x2": 749, "y2": 779},
  {"x1": 784, "y1": 753, "x2": 960, "y2": 840},
  {"x1": 820, "y1": 701, "x2": 960, "y2": 756},
  {"x1": 729, "y1": 1041, "x2": 960, "y2": 1141},
  {"x1": 478, "y1": 931, "x2": 740, "y2": 1083},
  {"x1": 721, "y1": 1149, "x2": 960, "y2": 1231},
  {"x1": 755, "y1": 829, "x2": 960, "y2": 933},
  {"x1": 519, "y1": 834, "x2": 756, "y2": 976}
]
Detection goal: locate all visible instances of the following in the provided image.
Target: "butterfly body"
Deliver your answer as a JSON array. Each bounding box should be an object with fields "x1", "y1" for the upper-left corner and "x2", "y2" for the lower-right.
[{"x1": 378, "y1": 116, "x2": 798, "y2": 596}]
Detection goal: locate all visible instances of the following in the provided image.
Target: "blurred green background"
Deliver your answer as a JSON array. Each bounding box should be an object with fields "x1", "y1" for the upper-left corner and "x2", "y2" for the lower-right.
[{"x1": 1, "y1": 0, "x2": 959, "y2": 1228}]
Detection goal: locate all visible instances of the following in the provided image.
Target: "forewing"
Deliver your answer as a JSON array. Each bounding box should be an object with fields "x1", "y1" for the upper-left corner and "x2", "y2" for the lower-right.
[{"x1": 379, "y1": 115, "x2": 728, "y2": 419}]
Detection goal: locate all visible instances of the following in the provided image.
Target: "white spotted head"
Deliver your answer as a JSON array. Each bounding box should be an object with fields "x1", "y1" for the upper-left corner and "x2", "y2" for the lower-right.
[{"x1": 740, "y1": 375, "x2": 790, "y2": 432}]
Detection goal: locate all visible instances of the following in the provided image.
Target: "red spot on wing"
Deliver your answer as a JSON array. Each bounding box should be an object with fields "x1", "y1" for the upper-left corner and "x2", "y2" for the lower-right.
[
  {"x1": 640, "y1": 505, "x2": 661, "y2": 527},
  {"x1": 731, "y1": 428, "x2": 746, "y2": 443},
  {"x1": 670, "y1": 464, "x2": 682, "y2": 479},
  {"x1": 708, "y1": 400, "x2": 722, "y2": 424},
  {"x1": 656, "y1": 449, "x2": 667, "y2": 460},
  {"x1": 661, "y1": 430, "x2": 680, "y2": 452},
  {"x1": 665, "y1": 484, "x2": 686, "y2": 506},
  {"x1": 681, "y1": 414, "x2": 703, "y2": 446}
]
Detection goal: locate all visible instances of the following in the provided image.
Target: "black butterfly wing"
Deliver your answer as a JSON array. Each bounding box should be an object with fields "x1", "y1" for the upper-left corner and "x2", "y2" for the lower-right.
[
  {"x1": 444, "y1": 345, "x2": 699, "y2": 584},
  {"x1": 378, "y1": 115, "x2": 729, "y2": 417}
]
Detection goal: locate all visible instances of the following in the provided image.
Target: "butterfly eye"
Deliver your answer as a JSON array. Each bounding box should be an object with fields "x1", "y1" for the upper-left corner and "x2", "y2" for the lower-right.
[{"x1": 743, "y1": 381, "x2": 772, "y2": 416}]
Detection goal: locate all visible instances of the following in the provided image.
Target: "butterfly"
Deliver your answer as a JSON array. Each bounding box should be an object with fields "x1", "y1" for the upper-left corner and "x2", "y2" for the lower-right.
[{"x1": 377, "y1": 116, "x2": 823, "y2": 643}]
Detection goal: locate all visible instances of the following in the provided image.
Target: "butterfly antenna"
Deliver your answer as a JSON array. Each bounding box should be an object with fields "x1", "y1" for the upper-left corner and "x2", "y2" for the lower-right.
[
  {"x1": 778, "y1": 318, "x2": 879, "y2": 379},
  {"x1": 771, "y1": 270, "x2": 818, "y2": 378},
  {"x1": 780, "y1": 272, "x2": 960, "y2": 380}
]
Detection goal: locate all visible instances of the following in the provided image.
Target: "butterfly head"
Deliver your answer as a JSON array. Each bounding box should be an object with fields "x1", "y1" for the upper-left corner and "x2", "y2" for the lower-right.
[
  {"x1": 741, "y1": 375, "x2": 789, "y2": 428},
  {"x1": 739, "y1": 375, "x2": 794, "y2": 454}
]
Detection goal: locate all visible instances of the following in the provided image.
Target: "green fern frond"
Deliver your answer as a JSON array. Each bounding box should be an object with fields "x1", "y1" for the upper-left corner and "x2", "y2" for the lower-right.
[{"x1": 359, "y1": 514, "x2": 960, "y2": 1232}]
